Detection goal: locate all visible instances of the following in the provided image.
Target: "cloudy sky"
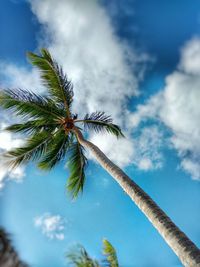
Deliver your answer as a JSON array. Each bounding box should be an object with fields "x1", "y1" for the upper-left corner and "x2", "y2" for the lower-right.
[{"x1": 0, "y1": 0, "x2": 200, "y2": 266}]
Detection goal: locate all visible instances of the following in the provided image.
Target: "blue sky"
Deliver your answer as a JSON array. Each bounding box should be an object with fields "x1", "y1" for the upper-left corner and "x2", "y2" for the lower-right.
[{"x1": 0, "y1": 0, "x2": 200, "y2": 266}]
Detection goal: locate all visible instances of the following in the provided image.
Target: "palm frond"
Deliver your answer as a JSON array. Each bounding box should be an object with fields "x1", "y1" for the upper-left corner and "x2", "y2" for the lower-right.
[
  {"x1": 66, "y1": 142, "x2": 88, "y2": 198},
  {"x1": 67, "y1": 245, "x2": 100, "y2": 267},
  {"x1": 5, "y1": 119, "x2": 59, "y2": 135},
  {"x1": 38, "y1": 130, "x2": 71, "y2": 170},
  {"x1": 102, "y1": 239, "x2": 119, "y2": 267},
  {"x1": 5, "y1": 130, "x2": 58, "y2": 168},
  {"x1": 27, "y1": 49, "x2": 74, "y2": 116},
  {"x1": 80, "y1": 112, "x2": 124, "y2": 138},
  {"x1": 0, "y1": 88, "x2": 64, "y2": 120}
]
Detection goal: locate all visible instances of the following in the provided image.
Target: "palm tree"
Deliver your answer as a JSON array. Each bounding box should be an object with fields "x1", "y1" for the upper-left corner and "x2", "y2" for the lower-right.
[
  {"x1": 0, "y1": 228, "x2": 29, "y2": 267},
  {"x1": 67, "y1": 239, "x2": 119, "y2": 267},
  {"x1": 0, "y1": 49, "x2": 199, "y2": 266}
]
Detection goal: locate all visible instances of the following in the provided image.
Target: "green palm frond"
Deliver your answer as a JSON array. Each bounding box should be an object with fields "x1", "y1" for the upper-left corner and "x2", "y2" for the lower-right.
[
  {"x1": 5, "y1": 130, "x2": 58, "y2": 168},
  {"x1": 5, "y1": 119, "x2": 59, "y2": 134},
  {"x1": 67, "y1": 245, "x2": 100, "y2": 267},
  {"x1": 38, "y1": 130, "x2": 71, "y2": 170},
  {"x1": 80, "y1": 112, "x2": 124, "y2": 138},
  {"x1": 66, "y1": 142, "x2": 88, "y2": 198},
  {"x1": 0, "y1": 88, "x2": 64, "y2": 120},
  {"x1": 102, "y1": 239, "x2": 119, "y2": 267},
  {"x1": 27, "y1": 49, "x2": 73, "y2": 116}
]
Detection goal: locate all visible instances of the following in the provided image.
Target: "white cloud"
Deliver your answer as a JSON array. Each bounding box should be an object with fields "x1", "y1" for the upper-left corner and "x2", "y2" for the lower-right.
[
  {"x1": 88, "y1": 126, "x2": 164, "y2": 171},
  {"x1": 0, "y1": 63, "x2": 44, "y2": 93},
  {"x1": 179, "y1": 37, "x2": 200, "y2": 75},
  {"x1": 89, "y1": 132, "x2": 134, "y2": 167},
  {"x1": 181, "y1": 158, "x2": 200, "y2": 180},
  {"x1": 132, "y1": 127, "x2": 164, "y2": 171},
  {"x1": 34, "y1": 213, "x2": 65, "y2": 240},
  {"x1": 129, "y1": 38, "x2": 200, "y2": 179},
  {"x1": 0, "y1": 123, "x2": 25, "y2": 189},
  {"x1": 30, "y1": 0, "x2": 140, "y2": 122}
]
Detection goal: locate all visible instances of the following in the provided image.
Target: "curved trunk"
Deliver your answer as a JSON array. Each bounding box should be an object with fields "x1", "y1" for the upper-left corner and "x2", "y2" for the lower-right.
[{"x1": 74, "y1": 128, "x2": 200, "y2": 267}]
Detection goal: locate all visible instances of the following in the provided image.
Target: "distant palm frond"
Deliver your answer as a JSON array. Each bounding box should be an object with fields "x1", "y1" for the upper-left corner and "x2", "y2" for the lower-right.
[
  {"x1": 67, "y1": 245, "x2": 100, "y2": 267},
  {"x1": 0, "y1": 228, "x2": 29, "y2": 267},
  {"x1": 66, "y1": 239, "x2": 119, "y2": 267},
  {"x1": 102, "y1": 239, "x2": 119, "y2": 267}
]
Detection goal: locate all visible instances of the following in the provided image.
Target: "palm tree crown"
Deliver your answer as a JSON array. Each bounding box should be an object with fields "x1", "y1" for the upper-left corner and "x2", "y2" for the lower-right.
[{"x1": 0, "y1": 49, "x2": 124, "y2": 198}]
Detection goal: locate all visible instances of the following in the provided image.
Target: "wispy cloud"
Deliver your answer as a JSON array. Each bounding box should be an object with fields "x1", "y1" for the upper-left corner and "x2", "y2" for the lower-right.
[
  {"x1": 129, "y1": 37, "x2": 200, "y2": 179},
  {"x1": 0, "y1": 63, "x2": 44, "y2": 92},
  {"x1": 132, "y1": 126, "x2": 164, "y2": 171},
  {"x1": 34, "y1": 213, "x2": 65, "y2": 240}
]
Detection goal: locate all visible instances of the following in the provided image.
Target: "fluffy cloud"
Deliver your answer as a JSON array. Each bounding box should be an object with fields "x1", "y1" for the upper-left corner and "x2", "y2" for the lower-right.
[
  {"x1": 129, "y1": 38, "x2": 200, "y2": 179},
  {"x1": 0, "y1": 123, "x2": 25, "y2": 189},
  {"x1": 89, "y1": 126, "x2": 164, "y2": 170},
  {"x1": 132, "y1": 127, "x2": 164, "y2": 171},
  {"x1": 30, "y1": 0, "x2": 140, "y2": 122},
  {"x1": 34, "y1": 213, "x2": 65, "y2": 240},
  {"x1": 89, "y1": 132, "x2": 134, "y2": 167},
  {"x1": 0, "y1": 63, "x2": 44, "y2": 92}
]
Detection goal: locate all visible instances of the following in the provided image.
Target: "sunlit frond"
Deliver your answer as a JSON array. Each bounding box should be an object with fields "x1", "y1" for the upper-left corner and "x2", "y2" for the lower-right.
[
  {"x1": 66, "y1": 142, "x2": 88, "y2": 198},
  {"x1": 38, "y1": 130, "x2": 71, "y2": 170},
  {"x1": 81, "y1": 112, "x2": 124, "y2": 138},
  {"x1": 0, "y1": 88, "x2": 63, "y2": 120},
  {"x1": 5, "y1": 130, "x2": 58, "y2": 169},
  {"x1": 27, "y1": 49, "x2": 74, "y2": 116},
  {"x1": 67, "y1": 245, "x2": 100, "y2": 267},
  {"x1": 102, "y1": 239, "x2": 119, "y2": 267}
]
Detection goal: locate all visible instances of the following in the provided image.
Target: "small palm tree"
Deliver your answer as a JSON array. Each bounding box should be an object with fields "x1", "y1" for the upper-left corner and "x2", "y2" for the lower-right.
[
  {"x1": 0, "y1": 228, "x2": 29, "y2": 267},
  {"x1": 67, "y1": 239, "x2": 119, "y2": 267},
  {"x1": 0, "y1": 49, "x2": 200, "y2": 266}
]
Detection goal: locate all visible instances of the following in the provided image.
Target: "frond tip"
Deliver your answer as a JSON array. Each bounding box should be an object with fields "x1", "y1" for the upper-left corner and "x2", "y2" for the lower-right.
[
  {"x1": 82, "y1": 111, "x2": 124, "y2": 138},
  {"x1": 5, "y1": 131, "x2": 55, "y2": 169},
  {"x1": 27, "y1": 49, "x2": 74, "y2": 116},
  {"x1": 66, "y1": 142, "x2": 88, "y2": 198},
  {"x1": 102, "y1": 239, "x2": 119, "y2": 267}
]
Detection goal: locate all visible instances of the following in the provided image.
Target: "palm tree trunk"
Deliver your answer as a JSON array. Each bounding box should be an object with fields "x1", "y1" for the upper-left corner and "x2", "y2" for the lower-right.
[{"x1": 74, "y1": 128, "x2": 200, "y2": 267}]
